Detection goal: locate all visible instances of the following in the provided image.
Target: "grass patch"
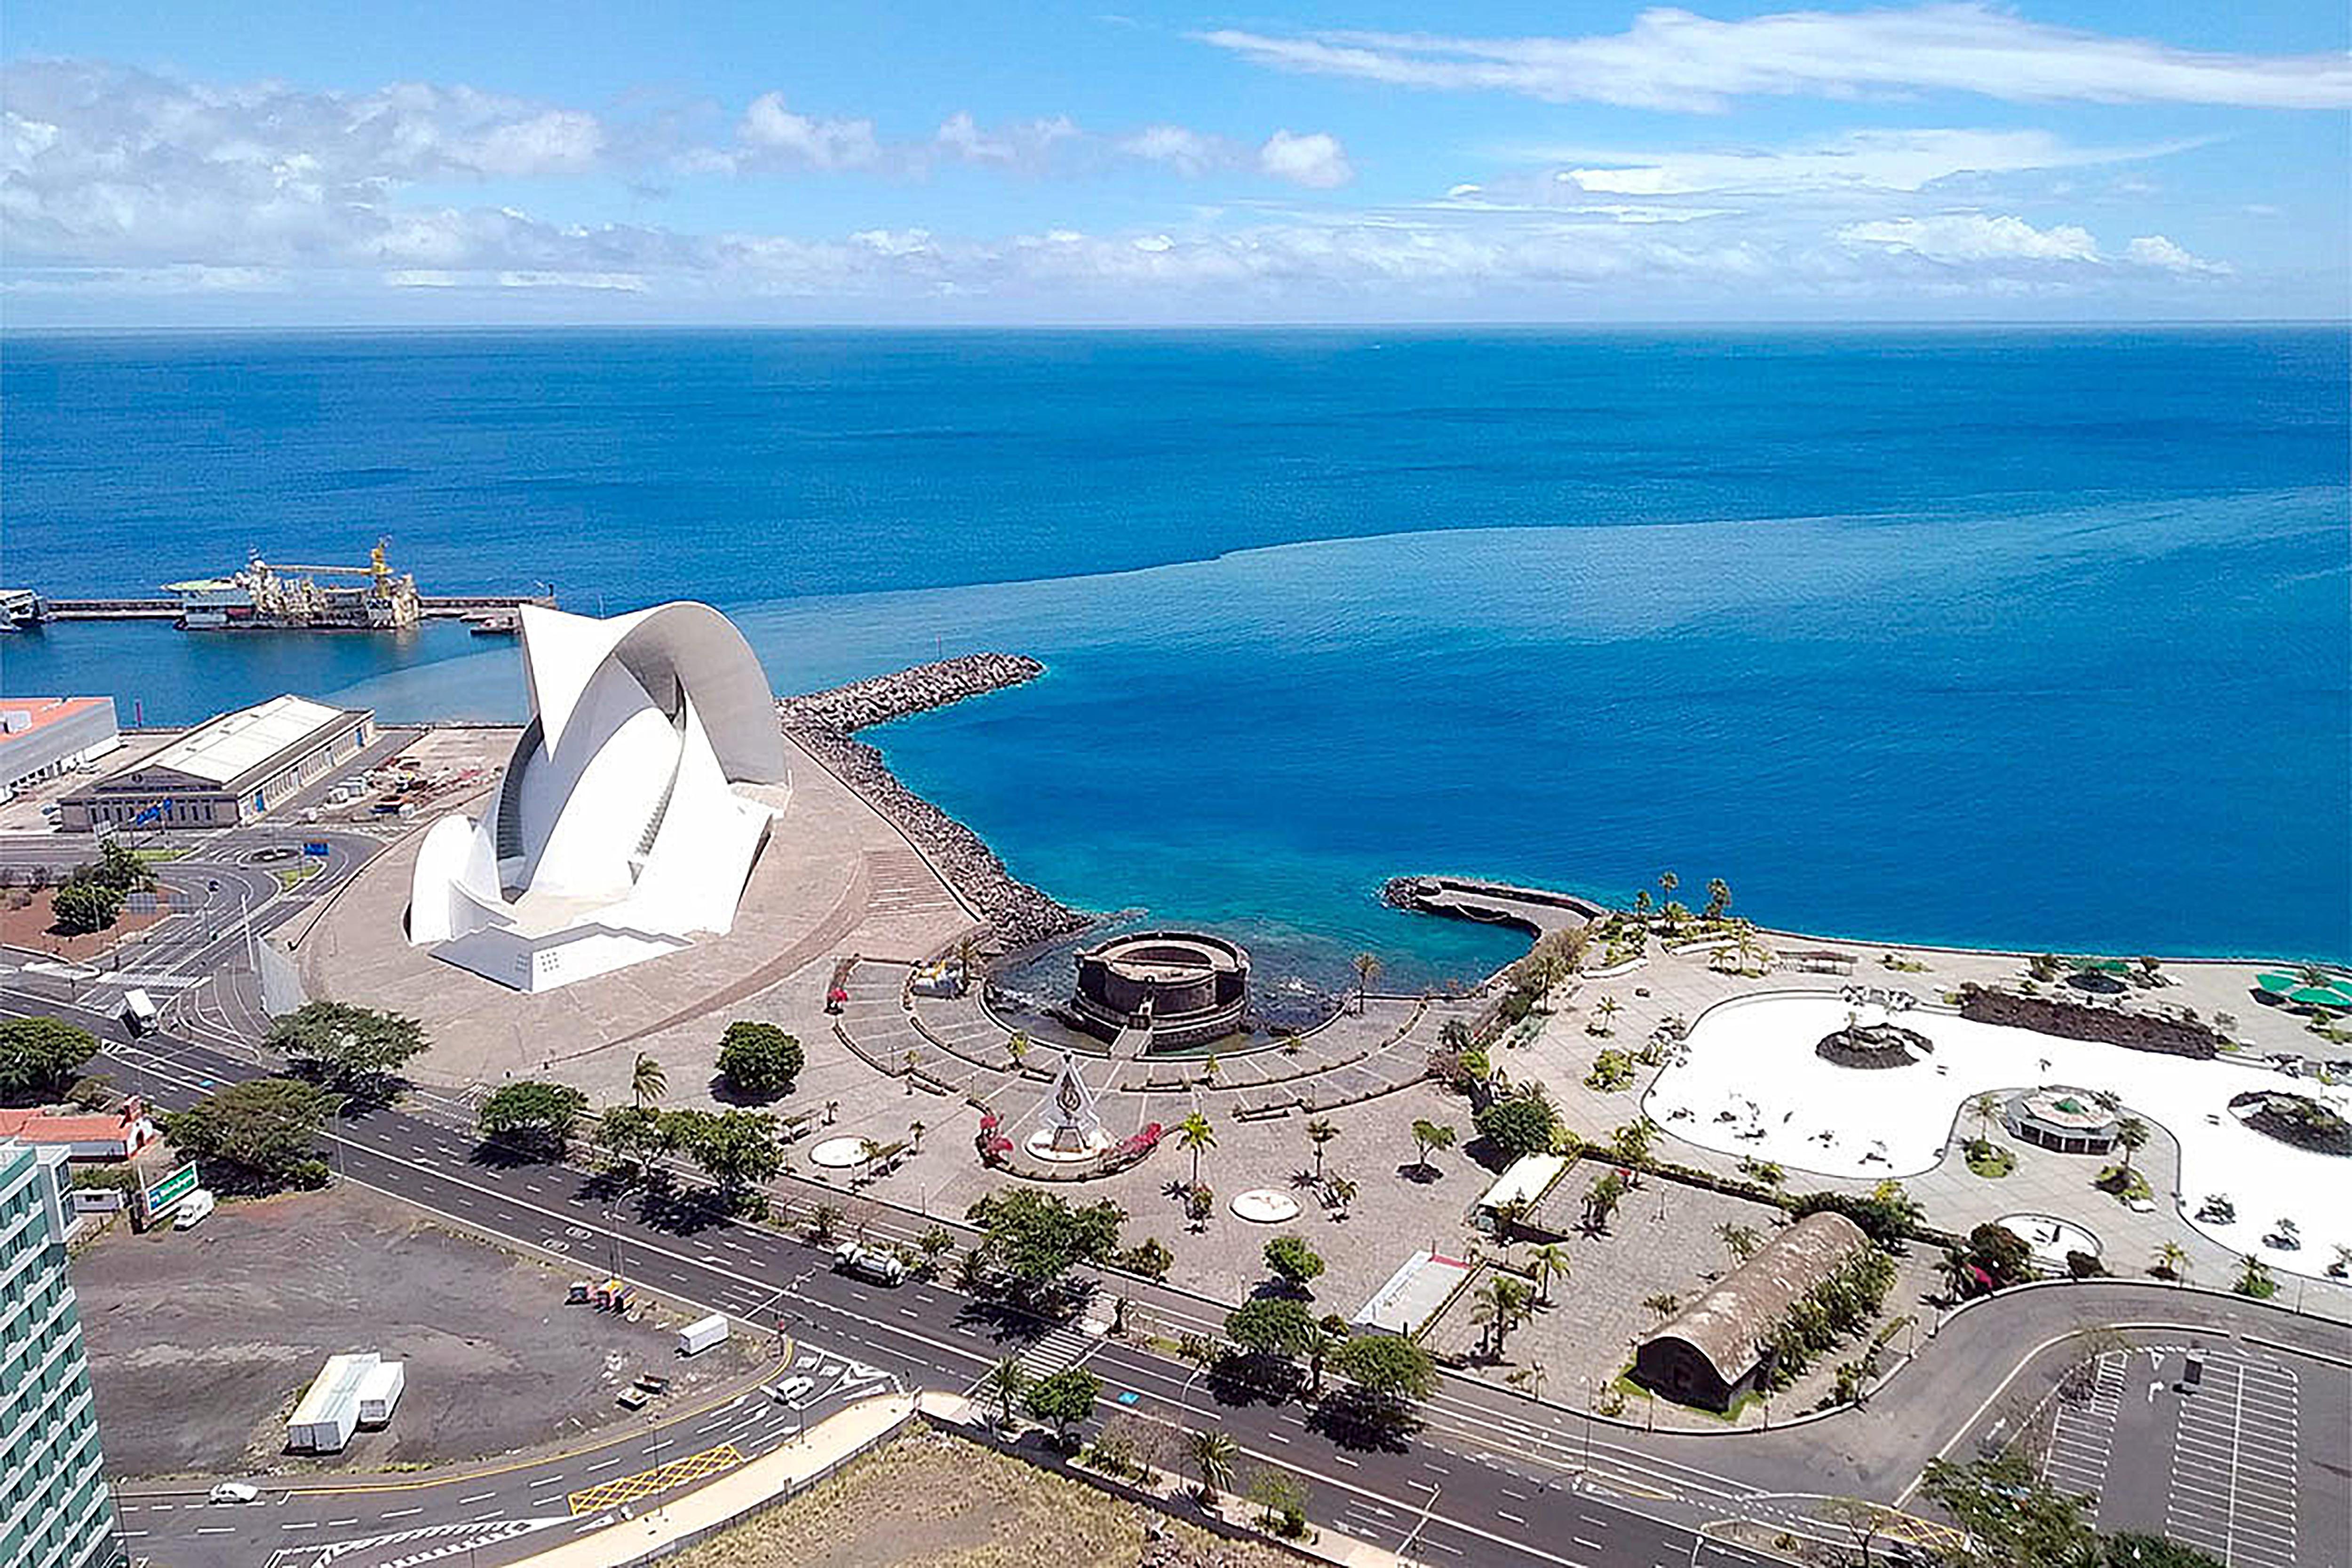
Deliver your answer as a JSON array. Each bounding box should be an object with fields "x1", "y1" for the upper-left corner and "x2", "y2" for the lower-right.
[
  {"x1": 1963, "y1": 1139, "x2": 2015, "y2": 1179},
  {"x1": 131, "y1": 848, "x2": 190, "y2": 864},
  {"x1": 272, "y1": 863, "x2": 323, "y2": 891},
  {"x1": 2093, "y1": 1164, "x2": 2152, "y2": 1204}
]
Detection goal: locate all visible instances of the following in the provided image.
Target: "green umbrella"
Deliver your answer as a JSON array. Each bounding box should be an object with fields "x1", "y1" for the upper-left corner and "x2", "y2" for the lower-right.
[
  {"x1": 2286, "y1": 986, "x2": 2352, "y2": 1010},
  {"x1": 2255, "y1": 972, "x2": 2301, "y2": 994}
]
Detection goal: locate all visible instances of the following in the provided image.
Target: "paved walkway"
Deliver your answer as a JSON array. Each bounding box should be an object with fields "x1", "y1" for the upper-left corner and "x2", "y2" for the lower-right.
[{"x1": 509, "y1": 1393, "x2": 917, "y2": 1568}]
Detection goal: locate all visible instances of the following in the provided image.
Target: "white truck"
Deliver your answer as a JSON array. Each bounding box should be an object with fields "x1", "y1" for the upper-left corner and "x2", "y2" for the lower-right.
[
  {"x1": 831, "y1": 1240, "x2": 906, "y2": 1286},
  {"x1": 677, "y1": 1313, "x2": 730, "y2": 1357},
  {"x1": 120, "y1": 989, "x2": 158, "y2": 1036}
]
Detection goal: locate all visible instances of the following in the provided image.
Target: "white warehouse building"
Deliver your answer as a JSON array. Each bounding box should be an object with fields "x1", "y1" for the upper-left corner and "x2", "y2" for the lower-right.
[{"x1": 407, "y1": 602, "x2": 789, "y2": 992}]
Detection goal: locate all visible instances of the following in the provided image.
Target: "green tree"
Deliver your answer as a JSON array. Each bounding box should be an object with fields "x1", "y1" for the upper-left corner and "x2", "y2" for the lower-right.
[
  {"x1": 592, "y1": 1104, "x2": 666, "y2": 1185},
  {"x1": 1470, "y1": 1274, "x2": 1534, "y2": 1359},
  {"x1": 49, "y1": 881, "x2": 122, "y2": 934},
  {"x1": 1528, "y1": 1242, "x2": 1572, "y2": 1304},
  {"x1": 162, "y1": 1077, "x2": 339, "y2": 1190},
  {"x1": 917, "y1": 1224, "x2": 955, "y2": 1273},
  {"x1": 981, "y1": 1357, "x2": 1027, "y2": 1427},
  {"x1": 716, "y1": 1021, "x2": 803, "y2": 1098},
  {"x1": 1642, "y1": 1291, "x2": 1681, "y2": 1322},
  {"x1": 1590, "y1": 995, "x2": 1621, "y2": 1035},
  {"x1": 1246, "y1": 1469, "x2": 1309, "y2": 1537},
  {"x1": 1972, "y1": 1093, "x2": 2001, "y2": 1139},
  {"x1": 2113, "y1": 1115, "x2": 2150, "y2": 1173},
  {"x1": 681, "y1": 1108, "x2": 784, "y2": 1205},
  {"x1": 1176, "y1": 1110, "x2": 1217, "y2": 1187},
  {"x1": 1114, "y1": 1236, "x2": 1174, "y2": 1280},
  {"x1": 2234, "y1": 1255, "x2": 2276, "y2": 1298},
  {"x1": 477, "y1": 1080, "x2": 588, "y2": 1158},
  {"x1": 1186, "y1": 1429, "x2": 1238, "y2": 1502},
  {"x1": 1703, "y1": 878, "x2": 1732, "y2": 921},
  {"x1": 1351, "y1": 951, "x2": 1383, "y2": 1013},
  {"x1": 1582, "y1": 1170, "x2": 1626, "y2": 1232},
  {"x1": 1409, "y1": 1118, "x2": 1456, "y2": 1175},
  {"x1": 1263, "y1": 1234, "x2": 1326, "y2": 1293},
  {"x1": 1024, "y1": 1367, "x2": 1101, "y2": 1445},
  {"x1": 964, "y1": 1188, "x2": 1125, "y2": 1303},
  {"x1": 631, "y1": 1051, "x2": 667, "y2": 1110},
  {"x1": 1473, "y1": 1088, "x2": 1558, "y2": 1161},
  {"x1": 0, "y1": 1016, "x2": 99, "y2": 1100},
  {"x1": 268, "y1": 1002, "x2": 429, "y2": 1100},
  {"x1": 1225, "y1": 1296, "x2": 1317, "y2": 1363},
  {"x1": 1915, "y1": 1451, "x2": 2098, "y2": 1568},
  {"x1": 1305, "y1": 1117, "x2": 1338, "y2": 1179},
  {"x1": 1716, "y1": 1221, "x2": 1762, "y2": 1269},
  {"x1": 1611, "y1": 1118, "x2": 1656, "y2": 1165},
  {"x1": 1303, "y1": 1313, "x2": 1346, "y2": 1394},
  {"x1": 1330, "y1": 1333, "x2": 1437, "y2": 1407}
]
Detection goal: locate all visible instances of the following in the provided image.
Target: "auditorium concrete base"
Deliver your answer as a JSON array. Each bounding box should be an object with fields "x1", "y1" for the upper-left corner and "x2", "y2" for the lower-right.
[{"x1": 295, "y1": 732, "x2": 983, "y2": 1089}]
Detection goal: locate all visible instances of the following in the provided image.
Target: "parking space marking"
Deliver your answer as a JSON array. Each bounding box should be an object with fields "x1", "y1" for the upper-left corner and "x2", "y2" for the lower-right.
[{"x1": 2164, "y1": 1353, "x2": 2301, "y2": 1568}]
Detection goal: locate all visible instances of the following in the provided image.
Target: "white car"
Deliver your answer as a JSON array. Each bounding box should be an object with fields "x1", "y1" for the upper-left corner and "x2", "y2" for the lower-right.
[
  {"x1": 769, "y1": 1376, "x2": 816, "y2": 1404},
  {"x1": 207, "y1": 1481, "x2": 259, "y2": 1504},
  {"x1": 174, "y1": 1190, "x2": 217, "y2": 1229}
]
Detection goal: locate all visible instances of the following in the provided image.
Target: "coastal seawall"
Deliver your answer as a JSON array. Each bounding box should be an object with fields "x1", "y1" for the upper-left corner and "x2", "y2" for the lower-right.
[{"x1": 778, "y1": 654, "x2": 1089, "y2": 951}]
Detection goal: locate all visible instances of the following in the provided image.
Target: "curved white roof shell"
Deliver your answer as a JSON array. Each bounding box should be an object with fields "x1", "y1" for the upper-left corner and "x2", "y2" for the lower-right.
[{"x1": 408, "y1": 602, "x2": 788, "y2": 992}]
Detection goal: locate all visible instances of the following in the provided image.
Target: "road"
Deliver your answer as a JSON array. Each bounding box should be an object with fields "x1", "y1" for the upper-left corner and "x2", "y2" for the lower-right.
[{"x1": 20, "y1": 1003, "x2": 2341, "y2": 1568}]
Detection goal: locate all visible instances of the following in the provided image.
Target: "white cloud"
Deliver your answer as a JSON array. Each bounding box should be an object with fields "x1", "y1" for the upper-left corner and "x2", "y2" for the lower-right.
[
  {"x1": 737, "y1": 92, "x2": 881, "y2": 170},
  {"x1": 1119, "y1": 124, "x2": 1223, "y2": 176},
  {"x1": 1198, "y1": 4, "x2": 2352, "y2": 113},
  {"x1": 496, "y1": 270, "x2": 650, "y2": 291},
  {"x1": 1543, "y1": 127, "x2": 2199, "y2": 197},
  {"x1": 2125, "y1": 233, "x2": 2232, "y2": 275},
  {"x1": 1839, "y1": 213, "x2": 2101, "y2": 263},
  {"x1": 1258, "y1": 129, "x2": 1356, "y2": 188}
]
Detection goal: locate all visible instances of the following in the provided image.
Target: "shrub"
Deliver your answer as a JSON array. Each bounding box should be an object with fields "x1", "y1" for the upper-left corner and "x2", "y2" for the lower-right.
[
  {"x1": 717, "y1": 1022, "x2": 804, "y2": 1098},
  {"x1": 1473, "y1": 1088, "x2": 1559, "y2": 1162}
]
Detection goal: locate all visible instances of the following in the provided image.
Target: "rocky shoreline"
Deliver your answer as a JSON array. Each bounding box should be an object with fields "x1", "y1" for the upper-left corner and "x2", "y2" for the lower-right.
[{"x1": 778, "y1": 654, "x2": 1091, "y2": 951}]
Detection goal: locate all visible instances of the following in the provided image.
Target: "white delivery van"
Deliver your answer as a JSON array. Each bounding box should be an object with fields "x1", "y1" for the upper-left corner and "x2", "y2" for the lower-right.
[
  {"x1": 678, "y1": 1313, "x2": 730, "y2": 1357},
  {"x1": 173, "y1": 1189, "x2": 217, "y2": 1229}
]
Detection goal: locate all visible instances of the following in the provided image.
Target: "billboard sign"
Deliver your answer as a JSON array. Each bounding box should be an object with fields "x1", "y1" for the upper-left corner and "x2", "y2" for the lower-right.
[{"x1": 138, "y1": 1161, "x2": 200, "y2": 1223}]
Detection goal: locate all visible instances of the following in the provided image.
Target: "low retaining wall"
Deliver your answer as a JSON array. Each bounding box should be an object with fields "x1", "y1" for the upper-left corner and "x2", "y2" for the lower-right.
[{"x1": 1957, "y1": 984, "x2": 2219, "y2": 1058}]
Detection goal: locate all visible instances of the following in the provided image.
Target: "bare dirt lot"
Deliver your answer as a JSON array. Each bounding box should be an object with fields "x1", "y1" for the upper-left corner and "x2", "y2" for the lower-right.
[
  {"x1": 665, "y1": 1429, "x2": 1297, "y2": 1568},
  {"x1": 70, "y1": 1182, "x2": 757, "y2": 1477}
]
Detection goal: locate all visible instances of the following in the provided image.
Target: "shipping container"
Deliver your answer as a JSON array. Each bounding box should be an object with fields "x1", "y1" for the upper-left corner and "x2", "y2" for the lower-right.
[{"x1": 677, "y1": 1313, "x2": 729, "y2": 1357}]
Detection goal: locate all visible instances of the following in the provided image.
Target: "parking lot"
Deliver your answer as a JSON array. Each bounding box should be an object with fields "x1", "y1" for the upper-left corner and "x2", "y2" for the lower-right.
[
  {"x1": 2029, "y1": 1342, "x2": 2340, "y2": 1568},
  {"x1": 72, "y1": 1182, "x2": 761, "y2": 1476}
]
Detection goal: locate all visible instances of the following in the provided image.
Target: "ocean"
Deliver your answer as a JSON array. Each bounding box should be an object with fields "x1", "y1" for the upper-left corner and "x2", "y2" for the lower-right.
[{"x1": 3, "y1": 328, "x2": 2346, "y2": 983}]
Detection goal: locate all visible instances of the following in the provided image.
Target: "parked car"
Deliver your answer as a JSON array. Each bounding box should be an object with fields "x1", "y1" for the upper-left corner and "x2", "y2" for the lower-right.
[
  {"x1": 208, "y1": 1482, "x2": 259, "y2": 1505},
  {"x1": 173, "y1": 1190, "x2": 217, "y2": 1229}
]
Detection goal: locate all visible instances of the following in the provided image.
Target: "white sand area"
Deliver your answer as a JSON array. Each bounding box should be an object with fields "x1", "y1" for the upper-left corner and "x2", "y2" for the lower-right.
[{"x1": 1645, "y1": 992, "x2": 2350, "y2": 1275}]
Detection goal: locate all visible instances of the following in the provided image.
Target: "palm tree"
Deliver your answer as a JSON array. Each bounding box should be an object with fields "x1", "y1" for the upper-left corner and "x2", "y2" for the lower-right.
[
  {"x1": 1470, "y1": 1275, "x2": 1532, "y2": 1359},
  {"x1": 1007, "y1": 1031, "x2": 1031, "y2": 1067},
  {"x1": 982, "y1": 1357, "x2": 1027, "y2": 1427},
  {"x1": 2153, "y1": 1240, "x2": 2188, "y2": 1282},
  {"x1": 1642, "y1": 1292, "x2": 1680, "y2": 1323},
  {"x1": 1187, "y1": 1428, "x2": 1239, "y2": 1502},
  {"x1": 631, "y1": 1051, "x2": 667, "y2": 1111},
  {"x1": 1658, "y1": 871, "x2": 1678, "y2": 904},
  {"x1": 1306, "y1": 1118, "x2": 1338, "y2": 1180},
  {"x1": 1303, "y1": 1315, "x2": 1344, "y2": 1395},
  {"x1": 1971, "y1": 1094, "x2": 1999, "y2": 1140},
  {"x1": 909, "y1": 1119, "x2": 926, "y2": 1154},
  {"x1": 1176, "y1": 1111, "x2": 1216, "y2": 1188},
  {"x1": 1528, "y1": 1242, "x2": 1571, "y2": 1305},
  {"x1": 1351, "y1": 952, "x2": 1384, "y2": 1014},
  {"x1": 1409, "y1": 1118, "x2": 1456, "y2": 1175},
  {"x1": 1592, "y1": 996, "x2": 1621, "y2": 1035},
  {"x1": 1325, "y1": 1175, "x2": 1358, "y2": 1219},
  {"x1": 1715, "y1": 1221, "x2": 1759, "y2": 1271},
  {"x1": 2114, "y1": 1115, "x2": 2150, "y2": 1173}
]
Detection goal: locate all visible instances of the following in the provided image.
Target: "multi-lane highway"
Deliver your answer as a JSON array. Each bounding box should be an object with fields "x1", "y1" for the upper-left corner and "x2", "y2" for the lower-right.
[{"x1": 23, "y1": 1003, "x2": 2342, "y2": 1568}]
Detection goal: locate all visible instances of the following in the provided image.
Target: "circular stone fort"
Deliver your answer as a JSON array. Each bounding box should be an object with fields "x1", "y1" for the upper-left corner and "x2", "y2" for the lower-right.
[{"x1": 1070, "y1": 930, "x2": 1249, "y2": 1051}]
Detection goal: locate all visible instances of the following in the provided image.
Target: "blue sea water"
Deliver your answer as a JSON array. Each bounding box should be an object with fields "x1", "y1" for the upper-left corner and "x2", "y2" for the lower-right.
[{"x1": 3, "y1": 329, "x2": 2346, "y2": 981}]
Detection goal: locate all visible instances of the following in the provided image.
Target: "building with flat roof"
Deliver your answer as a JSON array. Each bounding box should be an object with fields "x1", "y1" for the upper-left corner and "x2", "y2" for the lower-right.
[
  {"x1": 0, "y1": 1140, "x2": 118, "y2": 1568},
  {"x1": 0, "y1": 698, "x2": 120, "y2": 800},
  {"x1": 59, "y1": 694, "x2": 373, "y2": 831}
]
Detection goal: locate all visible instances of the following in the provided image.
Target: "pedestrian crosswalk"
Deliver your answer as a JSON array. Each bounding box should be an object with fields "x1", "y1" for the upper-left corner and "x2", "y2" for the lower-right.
[{"x1": 1010, "y1": 1320, "x2": 1101, "y2": 1383}]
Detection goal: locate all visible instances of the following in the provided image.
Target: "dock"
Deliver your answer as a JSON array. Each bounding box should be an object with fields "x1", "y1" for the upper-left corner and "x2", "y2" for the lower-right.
[
  {"x1": 1382, "y1": 874, "x2": 1606, "y2": 940},
  {"x1": 23, "y1": 594, "x2": 554, "y2": 624}
]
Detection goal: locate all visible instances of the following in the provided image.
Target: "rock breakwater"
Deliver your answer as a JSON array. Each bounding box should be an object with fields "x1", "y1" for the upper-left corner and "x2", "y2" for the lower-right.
[{"x1": 779, "y1": 654, "x2": 1089, "y2": 950}]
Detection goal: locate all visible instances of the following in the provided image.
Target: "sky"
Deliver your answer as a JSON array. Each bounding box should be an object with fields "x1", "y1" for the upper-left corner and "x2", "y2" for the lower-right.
[{"x1": 2, "y1": 0, "x2": 2347, "y2": 324}]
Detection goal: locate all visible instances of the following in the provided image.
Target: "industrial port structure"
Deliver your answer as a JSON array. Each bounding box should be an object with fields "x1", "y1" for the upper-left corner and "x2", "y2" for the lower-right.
[{"x1": 1, "y1": 542, "x2": 550, "y2": 632}]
